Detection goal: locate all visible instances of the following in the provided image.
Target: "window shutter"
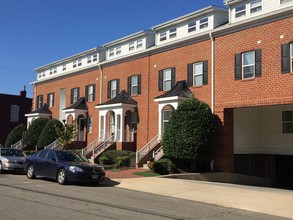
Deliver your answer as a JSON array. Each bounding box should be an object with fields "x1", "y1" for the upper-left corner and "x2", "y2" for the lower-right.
[
  {"x1": 187, "y1": 64, "x2": 193, "y2": 87},
  {"x1": 281, "y1": 43, "x2": 290, "y2": 74},
  {"x1": 47, "y1": 93, "x2": 50, "y2": 105},
  {"x1": 203, "y1": 60, "x2": 208, "y2": 85},
  {"x1": 107, "y1": 81, "x2": 111, "y2": 99},
  {"x1": 171, "y1": 67, "x2": 176, "y2": 88},
  {"x1": 70, "y1": 88, "x2": 74, "y2": 104},
  {"x1": 255, "y1": 49, "x2": 262, "y2": 77},
  {"x1": 116, "y1": 79, "x2": 120, "y2": 95},
  {"x1": 235, "y1": 53, "x2": 242, "y2": 80},
  {"x1": 158, "y1": 70, "x2": 163, "y2": 91},
  {"x1": 137, "y1": 75, "x2": 141, "y2": 94},
  {"x1": 92, "y1": 84, "x2": 96, "y2": 101},
  {"x1": 85, "y1": 85, "x2": 89, "y2": 101},
  {"x1": 127, "y1": 76, "x2": 131, "y2": 94}
]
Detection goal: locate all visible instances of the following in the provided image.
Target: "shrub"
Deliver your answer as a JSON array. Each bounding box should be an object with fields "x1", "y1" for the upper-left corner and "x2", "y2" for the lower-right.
[
  {"x1": 100, "y1": 150, "x2": 135, "y2": 167},
  {"x1": 152, "y1": 158, "x2": 179, "y2": 175},
  {"x1": 116, "y1": 156, "x2": 131, "y2": 167},
  {"x1": 37, "y1": 119, "x2": 63, "y2": 149},
  {"x1": 23, "y1": 118, "x2": 49, "y2": 148},
  {"x1": 5, "y1": 124, "x2": 26, "y2": 147},
  {"x1": 99, "y1": 156, "x2": 111, "y2": 165}
]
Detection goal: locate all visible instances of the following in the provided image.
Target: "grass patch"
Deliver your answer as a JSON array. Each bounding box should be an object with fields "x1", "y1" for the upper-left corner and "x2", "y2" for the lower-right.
[{"x1": 133, "y1": 171, "x2": 160, "y2": 177}]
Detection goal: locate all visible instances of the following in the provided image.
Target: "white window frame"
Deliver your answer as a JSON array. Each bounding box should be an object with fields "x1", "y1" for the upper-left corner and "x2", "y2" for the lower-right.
[
  {"x1": 242, "y1": 51, "x2": 255, "y2": 79},
  {"x1": 160, "y1": 32, "x2": 167, "y2": 41},
  {"x1": 37, "y1": 95, "x2": 43, "y2": 109},
  {"x1": 136, "y1": 39, "x2": 143, "y2": 49},
  {"x1": 50, "y1": 68, "x2": 53, "y2": 75},
  {"x1": 290, "y1": 43, "x2": 293, "y2": 72},
  {"x1": 63, "y1": 64, "x2": 66, "y2": 71},
  {"x1": 73, "y1": 88, "x2": 79, "y2": 103},
  {"x1": 129, "y1": 42, "x2": 135, "y2": 51},
  {"x1": 78, "y1": 59, "x2": 82, "y2": 67},
  {"x1": 48, "y1": 93, "x2": 54, "y2": 107},
  {"x1": 131, "y1": 112, "x2": 137, "y2": 131},
  {"x1": 93, "y1": 54, "x2": 97, "y2": 62},
  {"x1": 169, "y1": 28, "x2": 177, "y2": 39},
  {"x1": 88, "y1": 116, "x2": 92, "y2": 133},
  {"x1": 163, "y1": 68, "x2": 172, "y2": 91},
  {"x1": 110, "y1": 113, "x2": 115, "y2": 134},
  {"x1": 131, "y1": 75, "x2": 138, "y2": 95},
  {"x1": 10, "y1": 105, "x2": 19, "y2": 122},
  {"x1": 250, "y1": 0, "x2": 262, "y2": 13},
  {"x1": 116, "y1": 47, "x2": 121, "y2": 55},
  {"x1": 282, "y1": 110, "x2": 293, "y2": 133},
  {"x1": 199, "y1": 17, "x2": 208, "y2": 29},
  {"x1": 109, "y1": 49, "x2": 114, "y2": 57},
  {"x1": 87, "y1": 56, "x2": 92, "y2": 63},
  {"x1": 235, "y1": 5, "x2": 246, "y2": 18},
  {"x1": 111, "y1": 80, "x2": 117, "y2": 98},
  {"x1": 193, "y1": 62, "x2": 203, "y2": 86},
  {"x1": 73, "y1": 60, "x2": 77, "y2": 68},
  {"x1": 163, "y1": 109, "x2": 172, "y2": 131},
  {"x1": 281, "y1": 0, "x2": 292, "y2": 4},
  {"x1": 88, "y1": 85, "x2": 94, "y2": 102},
  {"x1": 188, "y1": 21, "x2": 196, "y2": 33}
]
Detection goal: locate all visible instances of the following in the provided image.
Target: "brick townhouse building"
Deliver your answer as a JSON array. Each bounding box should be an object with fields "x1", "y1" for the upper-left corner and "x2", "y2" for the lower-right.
[
  {"x1": 0, "y1": 89, "x2": 32, "y2": 146},
  {"x1": 26, "y1": 0, "x2": 293, "y2": 186}
]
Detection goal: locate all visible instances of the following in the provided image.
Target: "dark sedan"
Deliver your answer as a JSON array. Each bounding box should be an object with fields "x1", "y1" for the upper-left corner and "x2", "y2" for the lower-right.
[{"x1": 24, "y1": 149, "x2": 105, "y2": 185}]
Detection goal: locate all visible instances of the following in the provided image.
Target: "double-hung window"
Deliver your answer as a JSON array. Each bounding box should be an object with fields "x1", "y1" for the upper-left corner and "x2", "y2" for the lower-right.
[
  {"x1": 109, "y1": 49, "x2": 114, "y2": 57},
  {"x1": 129, "y1": 42, "x2": 135, "y2": 51},
  {"x1": 160, "y1": 32, "x2": 167, "y2": 41},
  {"x1": 73, "y1": 61, "x2": 77, "y2": 68},
  {"x1": 136, "y1": 40, "x2": 143, "y2": 49},
  {"x1": 88, "y1": 116, "x2": 92, "y2": 133},
  {"x1": 47, "y1": 93, "x2": 54, "y2": 107},
  {"x1": 63, "y1": 64, "x2": 66, "y2": 71},
  {"x1": 187, "y1": 61, "x2": 208, "y2": 86},
  {"x1": 10, "y1": 105, "x2": 19, "y2": 122},
  {"x1": 281, "y1": 43, "x2": 293, "y2": 73},
  {"x1": 116, "y1": 47, "x2": 121, "y2": 55},
  {"x1": 70, "y1": 87, "x2": 80, "y2": 104},
  {"x1": 107, "y1": 79, "x2": 120, "y2": 99},
  {"x1": 50, "y1": 68, "x2": 53, "y2": 75},
  {"x1": 127, "y1": 75, "x2": 141, "y2": 95},
  {"x1": 199, "y1": 18, "x2": 208, "y2": 29},
  {"x1": 85, "y1": 84, "x2": 95, "y2": 102},
  {"x1": 131, "y1": 112, "x2": 138, "y2": 131},
  {"x1": 78, "y1": 60, "x2": 82, "y2": 67},
  {"x1": 235, "y1": 49, "x2": 262, "y2": 80},
  {"x1": 250, "y1": 0, "x2": 262, "y2": 13},
  {"x1": 37, "y1": 95, "x2": 43, "y2": 109},
  {"x1": 158, "y1": 68, "x2": 175, "y2": 91},
  {"x1": 163, "y1": 109, "x2": 172, "y2": 131},
  {"x1": 87, "y1": 56, "x2": 92, "y2": 63},
  {"x1": 93, "y1": 54, "x2": 97, "y2": 62},
  {"x1": 188, "y1": 21, "x2": 196, "y2": 33},
  {"x1": 282, "y1": 111, "x2": 293, "y2": 133},
  {"x1": 169, "y1": 28, "x2": 177, "y2": 39},
  {"x1": 235, "y1": 5, "x2": 246, "y2": 18}
]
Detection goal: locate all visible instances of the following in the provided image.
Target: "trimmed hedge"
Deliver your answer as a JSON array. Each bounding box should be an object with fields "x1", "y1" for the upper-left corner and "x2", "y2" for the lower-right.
[
  {"x1": 99, "y1": 150, "x2": 135, "y2": 167},
  {"x1": 5, "y1": 124, "x2": 26, "y2": 147},
  {"x1": 152, "y1": 158, "x2": 179, "y2": 175}
]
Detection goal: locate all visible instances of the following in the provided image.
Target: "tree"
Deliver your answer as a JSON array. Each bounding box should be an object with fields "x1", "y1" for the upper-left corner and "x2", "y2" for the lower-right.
[
  {"x1": 5, "y1": 124, "x2": 26, "y2": 147},
  {"x1": 54, "y1": 120, "x2": 77, "y2": 149},
  {"x1": 37, "y1": 119, "x2": 63, "y2": 149},
  {"x1": 163, "y1": 97, "x2": 214, "y2": 169},
  {"x1": 23, "y1": 117, "x2": 49, "y2": 148}
]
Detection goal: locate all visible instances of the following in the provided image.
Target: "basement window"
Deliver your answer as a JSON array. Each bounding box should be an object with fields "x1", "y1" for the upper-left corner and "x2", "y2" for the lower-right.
[{"x1": 282, "y1": 110, "x2": 293, "y2": 133}]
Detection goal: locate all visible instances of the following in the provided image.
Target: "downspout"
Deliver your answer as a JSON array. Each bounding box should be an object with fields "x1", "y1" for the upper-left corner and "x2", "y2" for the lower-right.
[
  {"x1": 97, "y1": 64, "x2": 103, "y2": 104},
  {"x1": 209, "y1": 32, "x2": 215, "y2": 114}
]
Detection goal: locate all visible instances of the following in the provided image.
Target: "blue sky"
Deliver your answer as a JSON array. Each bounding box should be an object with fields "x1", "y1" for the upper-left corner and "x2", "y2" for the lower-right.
[{"x1": 0, "y1": 0, "x2": 225, "y2": 98}]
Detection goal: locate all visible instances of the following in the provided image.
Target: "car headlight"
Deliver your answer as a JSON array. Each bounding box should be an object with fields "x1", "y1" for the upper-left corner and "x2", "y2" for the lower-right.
[
  {"x1": 3, "y1": 159, "x2": 14, "y2": 164},
  {"x1": 69, "y1": 166, "x2": 84, "y2": 173}
]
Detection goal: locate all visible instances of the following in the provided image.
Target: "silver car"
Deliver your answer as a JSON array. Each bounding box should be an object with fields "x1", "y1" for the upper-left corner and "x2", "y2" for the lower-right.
[{"x1": 0, "y1": 148, "x2": 26, "y2": 173}]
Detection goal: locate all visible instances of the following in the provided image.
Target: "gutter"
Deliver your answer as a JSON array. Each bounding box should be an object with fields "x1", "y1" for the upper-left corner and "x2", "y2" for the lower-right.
[{"x1": 209, "y1": 32, "x2": 215, "y2": 114}]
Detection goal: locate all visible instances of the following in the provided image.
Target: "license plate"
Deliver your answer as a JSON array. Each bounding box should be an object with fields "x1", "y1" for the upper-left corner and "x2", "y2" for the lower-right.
[{"x1": 92, "y1": 174, "x2": 99, "y2": 179}]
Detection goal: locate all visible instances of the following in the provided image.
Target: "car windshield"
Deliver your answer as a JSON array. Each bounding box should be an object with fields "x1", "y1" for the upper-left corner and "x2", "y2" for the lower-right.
[
  {"x1": 1, "y1": 149, "x2": 25, "y2": 157},
  {"x1": 56, "y1": 151, "x2": 88, "y2": 162}
]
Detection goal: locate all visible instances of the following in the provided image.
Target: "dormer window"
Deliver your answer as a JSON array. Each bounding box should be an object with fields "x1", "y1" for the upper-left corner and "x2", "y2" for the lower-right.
[
  {"x1": 129, "y1": 42, "x2": 135, "y2": 51},
  {"x1": 160, "y1": 32, "x2": 167, "y2": 41},
  {"x1": 281, "y1": 0, "x2": 292, "y2": 4},
  {"x1": 169, "y1": 28, "x2": 177, "y2": 39},
  {"x1": 78, "y1": 59, "x2": 82, "y2": 66},
  {"x1": 109, "y1": 49, "x2": 114, "y2": 57},
  {"x1": 63, "y1": 64, "x2": 66, "y2": 71},
  {"x1": 235, "y1": 5, "x2": 246, "y2": 18},
  {"x1": 250, "y1": 0, "x2": 262, "y2": 13},
  {"x1": 73, "y1": 61, "x2": 77, "y2": 68},
  {"x1": 53, "y1": 67, "x2": 57, "y2": 73},
  {"x1": 116, "y1": 47, "x2": 121, "y2": 55},
  {"x1": 93, "y1": 54, "x2": 97, "y2": 62},
  {"x1": 50, "y1": 68, "x2": 53, "y2": 75},
  {"x1": 87, "y1": 56, "x2": 92, "y2": 63},
  {"x1": 188, "y1": 21, "x2": 196, "y2": 33},
  {"x1": 136, "y1": 40, "x2": 143, "y2": 49},
  {"x1": 199, "y1": 17, "x2": 208, "y2": 29}
]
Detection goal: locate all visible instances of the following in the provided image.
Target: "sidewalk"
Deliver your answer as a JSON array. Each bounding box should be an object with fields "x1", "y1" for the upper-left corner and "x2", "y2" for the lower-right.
[{"x1": 104, "y1": 169, "x2": 293, "y2": 219}]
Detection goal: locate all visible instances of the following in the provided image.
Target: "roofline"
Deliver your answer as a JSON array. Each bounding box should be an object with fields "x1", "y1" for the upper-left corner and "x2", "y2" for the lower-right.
[
  {"x1": 103, "y1": 30, "x2": 155, "y2": 48},
  {"x1": 152, "y1": 5, "x2": 227, "y2": 31},
  {"x1": 224, "y1": 0, "x2": 244, "y2": 6},
  {"x1": 34, "y1": 47, "x2": 104, "y2": 72}
]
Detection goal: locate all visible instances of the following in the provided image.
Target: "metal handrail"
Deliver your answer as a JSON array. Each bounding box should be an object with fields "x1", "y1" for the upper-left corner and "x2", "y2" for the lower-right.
[
  {"x1": 153, "y1": 145, "x2": 164, "y2": 161},
  {"x1": 11, "y1": 139, "x2": 23, "y2": 150},
  {"x1": 136, "y1": 134, "x2": 160, "y2": 164},
  {"x1": 82, "y1": 137, "x2": 101, "y2": 156},
  {"x1": 45, "y1": 138, "x2": 61, "y2": 150}
]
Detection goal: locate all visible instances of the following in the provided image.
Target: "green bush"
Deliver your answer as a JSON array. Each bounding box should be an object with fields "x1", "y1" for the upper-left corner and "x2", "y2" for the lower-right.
[
  {"x1": 116, "y1": 156, "x2": 131, "y2": 167},
  {"x1": 5, "y1": 124, "x2": 26, "y2": 147},
  {"x1": 37, "y1": 119, "x2": 63, "y2": 149},
  {"x1": 23, "y1": 117, "x2": 49, "y2": 148},
  {"x1": 100, "y1": 150, "x2": 135, "y2": 167},
  {"x1": 99, "y1": 156, "x2": 111, "y2": 165},
  {"x1": 152, "y1": 158, "x2": 179, "y2": 175}
]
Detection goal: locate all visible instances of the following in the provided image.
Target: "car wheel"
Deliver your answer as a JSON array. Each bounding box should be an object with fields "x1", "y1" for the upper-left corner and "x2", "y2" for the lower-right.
[
  {"x1": 0, "y1": 162, "x2": 3, "y2": 174},
  {"x1": 57, "y1": 169, "x2": 67, "y2": 185},
  {"x1": 27, "y1": 165, "x2": 36, "y2": 179}
]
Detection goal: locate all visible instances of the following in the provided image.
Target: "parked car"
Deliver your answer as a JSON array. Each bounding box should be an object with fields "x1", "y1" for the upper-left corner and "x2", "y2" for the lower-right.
[
  {"x1": 24, "y1": 149, "x2": 105, "y2": 185},
  {"x1": 0, "y1": 148, "x2": 26, "y2": 173}
]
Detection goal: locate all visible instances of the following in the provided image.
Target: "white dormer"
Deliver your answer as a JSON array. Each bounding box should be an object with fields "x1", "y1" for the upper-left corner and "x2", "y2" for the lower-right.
[
  {"x1": 34, "y1": 47, "x2": 105, "y2": 82},
  {"x1": 103, "y1": 30, "x2": 155, "y2": 60},
  {"x1": 225, "y1": 0, "x2": 293, "y2": 23},
  {"x1": 152, "y1": 6, "x2": 228, "y2": 46}
]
